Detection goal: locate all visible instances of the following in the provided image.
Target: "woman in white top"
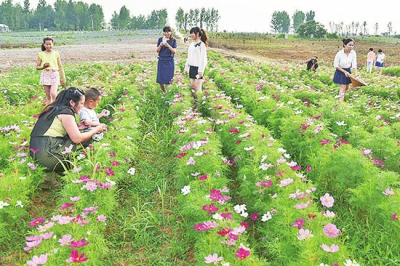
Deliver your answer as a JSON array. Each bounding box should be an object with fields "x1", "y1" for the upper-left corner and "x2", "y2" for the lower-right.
[
  {"x1": 333, "y1": 38, "x2": 357, "y2": 102},
  {"x1": 375, "y1": 49, "x2": 386, "y2": 74},
  {"x1": 184, "y1": 27, "x2": 209, "y2": 96}
]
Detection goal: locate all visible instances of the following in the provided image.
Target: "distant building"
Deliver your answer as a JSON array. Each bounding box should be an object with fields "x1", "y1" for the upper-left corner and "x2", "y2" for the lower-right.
[{"x1": 0, "y1": 24, "x2": 10, "y2": 32}]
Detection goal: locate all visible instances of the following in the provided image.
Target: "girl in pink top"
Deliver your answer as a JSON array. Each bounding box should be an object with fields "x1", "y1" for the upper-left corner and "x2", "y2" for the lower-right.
[{"x1": 366, "y1": 48, "x2": 375, "y2": 73}]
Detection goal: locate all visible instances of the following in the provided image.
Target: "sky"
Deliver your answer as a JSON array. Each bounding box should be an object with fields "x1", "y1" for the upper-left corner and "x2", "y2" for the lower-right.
[{"x1": 24, "y1": 0, "x2": 400, "y2": 34}]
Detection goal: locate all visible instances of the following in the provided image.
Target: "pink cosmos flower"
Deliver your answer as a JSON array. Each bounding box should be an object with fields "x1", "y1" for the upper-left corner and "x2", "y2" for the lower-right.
[
  {"x1": 58, "y1": 234, "x2": 73, "y2": 246},
  {"x1": 68, "y1": 238, "x2": 89, "y2": 248},
  {"x1": 24, "y1": 238, "x2": 42, "y2": 251},
  {"x1": 291, "y1": 217, "x2": 305, "y2": 230},
  {"x1": 108, "y1": 152, "x2": 116, "y2": 157},
  {"x1": 61, "y1": 144, "x2": 74, "y2": 155},
  {"x1": 236, "y1": 247, "x2": 250, "y2": 260},
  {"x1": 392, "y1": 213, "x2": 398, "y2": 220},
  {"x1": 295, "y1": 203, "x2": 309, "y2": 209},
  {"x1": 229, "y1": 128, "x2": 239, "y2": 134},
  {"x1": 187, "y1": 157, "x2": 196, "y2": 165},
  {"x1": 320, "y1": 139, "x2": 331, "y2": 146},
  {"x1": 27, "y1": 254, "x2": 48, "y2": 266},
  {"x1": 383, "y1": 188, "x2": 394, "y2": 196},
  {"x1": 323, "y1": 223, "x2": 341, "y2": 238},
  {"x1": 204, "y1": 253, "x2": 223, "y2": 265},
  {"x1": 297, "y1": 229, "x2": 314, "y2": 240},
  {"x1": 40, "y1": 232, "x2": 54, "y2": 240},
  {"x1": 306, "y1": 166, "x2": 312, "y2": 172},
  {"x1": 320, "y1": 193, "x2": 334, "y2": 208},
  {"x1": 321, "y1": 244, "x2": 339, "y2": 253},
  {"x1": 97, "y1": 215, "x2": 107, "y2": 222},
  {"x1": 279, "y1": 178, "x2": 294, "y2": 187}
]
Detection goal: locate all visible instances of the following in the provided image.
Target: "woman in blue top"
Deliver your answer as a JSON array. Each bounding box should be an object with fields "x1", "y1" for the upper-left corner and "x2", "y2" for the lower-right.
[{"x1": 156, "y1": 26, "x2": 177, "y2": 92}]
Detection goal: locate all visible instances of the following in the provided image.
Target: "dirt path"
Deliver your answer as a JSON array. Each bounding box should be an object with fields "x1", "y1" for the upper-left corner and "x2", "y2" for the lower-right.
[{"x1": 0, "y1": 40, "x2": 269, "y2": 73}]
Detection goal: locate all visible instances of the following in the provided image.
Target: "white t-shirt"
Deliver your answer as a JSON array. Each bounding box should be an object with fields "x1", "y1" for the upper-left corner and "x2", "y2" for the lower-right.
[
  {"x1": 334, "y1": 49, "x2": 357, "y2": 69},
  {"x1": 79, "y1": 107, "x2": 103, "y2": 141},
  {"x1": 376, "y1": 53, "x2": 386, "y2": 63},
  {"x1": 184, "y1": 41, "x2": 207, "y2": 73}
]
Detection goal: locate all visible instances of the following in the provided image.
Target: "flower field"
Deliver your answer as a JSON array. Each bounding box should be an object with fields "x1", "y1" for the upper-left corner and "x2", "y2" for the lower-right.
[{"x1": 0, "y1": 48, "x2": 399, "y2": 266}]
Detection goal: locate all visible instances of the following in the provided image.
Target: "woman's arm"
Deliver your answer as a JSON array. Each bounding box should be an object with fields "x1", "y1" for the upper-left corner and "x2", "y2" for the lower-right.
[{"x1": 59, "y1": 114, "x2": 105, "y2": 144}]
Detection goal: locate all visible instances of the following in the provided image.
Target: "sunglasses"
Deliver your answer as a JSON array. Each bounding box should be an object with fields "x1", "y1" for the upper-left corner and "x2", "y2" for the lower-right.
[{"x1": 67, "y1": 87, "x2": 84, "y2": 96}]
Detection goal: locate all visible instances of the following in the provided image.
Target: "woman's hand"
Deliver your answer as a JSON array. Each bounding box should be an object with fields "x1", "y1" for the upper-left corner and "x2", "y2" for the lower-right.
[{"x1": 95, "y1": 124, "x2": 107, "y2": 134}]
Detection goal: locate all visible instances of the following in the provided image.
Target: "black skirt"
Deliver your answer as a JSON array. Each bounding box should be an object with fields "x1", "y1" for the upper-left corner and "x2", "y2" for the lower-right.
[{"x1": 333, "y1": 68, "x2": 351, "y2": 85}]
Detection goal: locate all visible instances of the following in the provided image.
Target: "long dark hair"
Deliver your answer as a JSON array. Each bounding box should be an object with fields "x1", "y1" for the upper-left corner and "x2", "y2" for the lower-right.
[
  {"x1": 163, "y1": 26, "x2": 174, "y2": 42},
  {"x1": 190, "y1": 27, "x2": 208, "y2": 47},
  {"x1": 41, "y1": 36, "x2": 54, "y2": 51},
  {"x1": 342, "y1": 38, "x2": 354, "y2": 47},
  {"x1": 39, "y1": 87, "x2": 84, "y2": 120}
]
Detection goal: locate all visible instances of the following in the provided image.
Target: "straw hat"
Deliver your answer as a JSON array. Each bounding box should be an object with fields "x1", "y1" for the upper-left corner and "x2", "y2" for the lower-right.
[{"x1": 349, "y1": 75, "x2": 367, "y2": 87}]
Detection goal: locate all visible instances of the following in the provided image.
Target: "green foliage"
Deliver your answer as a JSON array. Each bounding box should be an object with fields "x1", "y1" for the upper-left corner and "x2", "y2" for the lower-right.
[
  {"x1": 296, "y1": 20, "x2": 328, "y2": 38},
  {"x1": 270, "y1": 11, "x2": 290, "y2": 34}
]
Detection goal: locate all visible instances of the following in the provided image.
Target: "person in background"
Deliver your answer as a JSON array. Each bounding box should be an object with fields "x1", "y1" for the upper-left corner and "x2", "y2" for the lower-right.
[
  {"x1": 184, "y1": 26, "x2": 208, "y2": 106},
  {"x1": 333, "y1": 38, "x2": 357, "y2": 102},
  {"x1": 306, "y1": 56, "x2": 319, "y2": 72},
  {"x1": 375, "y1": 49, "x2": 386, "y2": 75},
  {"x1": 156, "y1": 26, "x2": 177, "y2": 92},
  {"x1": 36, "y1": 36, "x2": 66, "y2": 104},
  {"x1": 79, "y1": 88, "x2": 108, "y2": 141},
  {"x1": 30, "y1": 88, "x2": 106, "y2": 181},
  {"x1": 366, "y1": 48, "x2": 376, "y2": 73}
]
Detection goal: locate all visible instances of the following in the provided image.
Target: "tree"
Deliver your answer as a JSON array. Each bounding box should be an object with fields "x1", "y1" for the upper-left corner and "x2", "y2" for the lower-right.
[
  {"x1": 305, "y1": 10, "x2": 315, "y2": 22},
  {"x1": 118, "y1": 6, "x2": 130, "y2": 30},
  {"x1": 374, "y1": 22, "x2": 379, "y2": 35},
  {"x1": 296, "y1": 20, "x2": 327, "y2": 38},
  {"x1": 362, "y1": 21, "x2": 367, "y2": 36},
  {"x1": 89, "y1": 4, "x2": 104, "y2": 31},
  {"x1": 175, "y1": 7, "x2": 184, "y2": 31},
  {"x1": 292, "y1": 10, "x2": 305, "y2": 33},
  {"x1": 387, "y1": 22, "x2": 392, "y2": 37},
  {"x1": 270, "y1": 11, "x2": 290, "y2": 33}
]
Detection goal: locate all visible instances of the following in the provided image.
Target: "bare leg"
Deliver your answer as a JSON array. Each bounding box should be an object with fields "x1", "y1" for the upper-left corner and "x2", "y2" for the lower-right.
[
  {"x1": 339, "y1": 84, "x2": 348, "y2": 102},
  {"x1": 159, "y1": 84, "x2": 166, "y2": 92},
  {"x1": 49, "y1": 84, "x2": 58, "y2": 103}
]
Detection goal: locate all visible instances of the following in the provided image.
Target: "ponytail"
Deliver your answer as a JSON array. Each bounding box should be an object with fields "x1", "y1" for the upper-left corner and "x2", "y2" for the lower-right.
[
  {"x1": 200, "y1": 29, "x2": 208, "y2": 47},
  {"x1": 190, "y1": 27, "x2": 209, "y2": 47}
]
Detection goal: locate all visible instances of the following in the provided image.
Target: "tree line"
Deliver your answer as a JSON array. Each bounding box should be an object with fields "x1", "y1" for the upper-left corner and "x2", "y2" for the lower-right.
[
  {"x1": 175, "y1": 7, "x2": 220, "y2": 32},
  {"x1": 0, "y1": 0, "x2": 220, "y2": 32},
  {"x1": 271, "y1": 9, "x2": 395, "y2": 38}
]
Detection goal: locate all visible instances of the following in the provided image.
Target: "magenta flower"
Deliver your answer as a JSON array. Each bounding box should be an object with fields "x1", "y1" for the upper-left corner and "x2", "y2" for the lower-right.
[
  {"x1": 68, "y1": 238, "x2": 89, "y2": 248},
  {"x1": 321, "y1": 244, "x2": 339, "y2": 253},
  {"x1": 251, "y1": 212, "x2": 259, "y2": 221},
  {"x1": 229, "y1": 128, "x2": 239, "y2": 134},
  {"x1": 204, "y1": 253, "x2": 223, "y2": 265},
  {"x1": 27, "y1": 254, "x2": 47, "y2": 266},
  {"x1": 320, "y1": 193, "x2": 334, "y2": 208},
  {"x1": 320, "y1": 139, "x2": 331, "y2": 146},
  {"x1": 198, "y1": 174, "x2": 208, "y2": 180},
  {"x1": 108, "y1": 152, "x2": 116, "y2": 157},
  {"x1": 323, "y1": 223, "x2": 341, "y2": 238},
  {"x1": 29, "y1": 217, "x2": 45, "y2": 227},
  {"x1": 392, "y1": 213, "x2": 398, "y2": 220},
  {"x1": 306, "y1": 166, "x2": 312, "y2": 172},
  {"x1": 67, "y1": 250, "x2": 88, "y2": 263},
  {"x1": 291, "y1": 217, "x2": 305, "y2": 230},
  {"x1": 104, "y1": 167, "x2": 115, "y2": 176},
  {"x1": 202, "y1": 203, "x2": 219, "y2": 214},
  {"x1": 193, "y1": 223, "x2": 209, "y2": 231},
  {"x1": 236, "y1": 247, "x2": 250, "y2": 260},
  {"x1": 59, "y1": 203, "x2": 74, "y2": 210}
]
